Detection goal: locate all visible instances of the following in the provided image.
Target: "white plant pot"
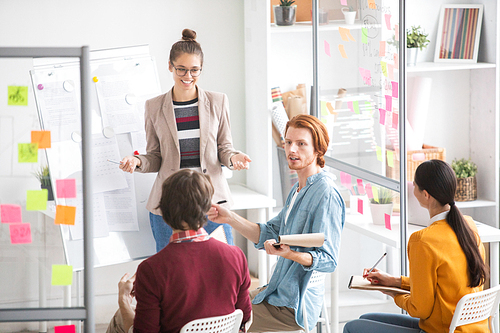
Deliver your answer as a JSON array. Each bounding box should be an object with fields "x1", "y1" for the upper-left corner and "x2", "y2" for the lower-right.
[
  {"x1": 341, "y1": 8, "x2": 356, "y2": 25},
  {"x1": 369, "y1": 203, "x2": 394, "y2": 225}
]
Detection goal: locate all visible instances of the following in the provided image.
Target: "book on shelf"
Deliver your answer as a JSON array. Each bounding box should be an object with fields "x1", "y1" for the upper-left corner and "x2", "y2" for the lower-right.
[{"x1": 348, "y1": 275, "x2": 410, "y2": 294}]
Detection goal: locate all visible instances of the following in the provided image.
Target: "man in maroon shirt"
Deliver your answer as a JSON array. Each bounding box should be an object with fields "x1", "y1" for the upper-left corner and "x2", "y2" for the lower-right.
[{"x1": 106, "y1": 169, "x2": 252, "y2": 333}]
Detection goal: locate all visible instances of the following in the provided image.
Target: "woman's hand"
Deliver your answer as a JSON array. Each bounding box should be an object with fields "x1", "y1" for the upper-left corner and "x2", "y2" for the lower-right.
[
  {"x1": 119, "y1": 156, "x2": 141, "y2": 174},
  {"x1": 363, "y1": 268, "x2": 401, "y2": 288},
  {"x1": 118, "y1": 273, "x2": 136, "y2": 306},
  {"x1": 207, "y1": 203, "x2": 233, "y2": 225},
  {"x1": 231, "y1": 153, "x2": 252, "y2": 170}
]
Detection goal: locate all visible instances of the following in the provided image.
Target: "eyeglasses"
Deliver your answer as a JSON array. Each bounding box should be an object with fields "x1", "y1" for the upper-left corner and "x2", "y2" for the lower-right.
[{"x1": 173, "y1": 65, "x2": 202, "y2": 77}]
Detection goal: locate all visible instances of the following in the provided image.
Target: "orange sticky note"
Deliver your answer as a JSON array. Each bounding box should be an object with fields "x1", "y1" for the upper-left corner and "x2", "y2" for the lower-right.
[
  {"x1": 395, "y1": 24, "x2": 399, "y2": 41},
  {"x1": 379, "y1": 41, "x2": 386, "y2": 57},
  {"x1": 368, "y1": 0, "x2": 376, "y2": 9},
  {"x1": 10, "y1": 223, "x2": 32, "y2": 244},
  {"x1": 338, "y1": 44, "x2": 348, "y2": 59},
  {"x1": 338, "y1": 27, "x2": 349, "y2": 41},
  {"x1": 55, "y1": 205, "x2": 76, "y2": 225},
  {"x1": 326, "y1": 102, "x2": 334, "y2": 113},
  {"x1": 31, "y1": 130, "x2": 51, "y2": 149},
  {"x1": 394, "y1": 53, "x2": 399, "y2": 69},
  {"x1": 388, "y1": 64, "x2": 394, "y2": 80}
]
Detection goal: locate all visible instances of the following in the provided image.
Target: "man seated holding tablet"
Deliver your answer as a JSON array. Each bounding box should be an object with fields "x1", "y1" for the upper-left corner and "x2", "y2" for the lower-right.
[{"x1": 106, "y1": 169, "x2": 252, "y2": 333}]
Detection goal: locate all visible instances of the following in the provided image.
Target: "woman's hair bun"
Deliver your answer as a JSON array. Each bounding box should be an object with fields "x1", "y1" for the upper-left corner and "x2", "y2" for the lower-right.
[{"x1": 182, "y1": 29, "x2": 197, "y2": 41}]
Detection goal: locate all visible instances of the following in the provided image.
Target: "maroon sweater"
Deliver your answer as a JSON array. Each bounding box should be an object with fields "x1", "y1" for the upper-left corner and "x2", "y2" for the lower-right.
[{"x1": 133, "y1": 238, "x2": 252, "y2": 333}]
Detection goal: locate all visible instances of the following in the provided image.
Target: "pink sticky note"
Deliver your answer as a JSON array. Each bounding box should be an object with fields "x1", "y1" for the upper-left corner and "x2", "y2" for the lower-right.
[
  {"x1": 392, "y1": 113, "x2": 399, "y2": 129},
  {"x1": 387, "y1": 64, "x2": 394, "y2": 80},
  {"x1": 357, "y1": 179, "x2": 366, "y2": 195},
  {"x1": 385, "y1": 95, "x2": 392, "y2": 111},
  {"x1": 55, "y1": 325, "x2": 76, "y2": 333},
  {"x1": 324, "y1": 40, "x2": 331, "y2": 57},
  {"x1": 379, "y1": 108, "x2": 386, "y2": 125},
  {"x1": 391, "y1": 81, "x2": 399, "y2": 98},
  {"x1": 365, "y1": 69, "x2": 372, "y2": 85},
  {"x1": 379, "y1": 41, "x2": 386, "y2": 57},
  {"x1": 412, "y1": 153, "x2": 426, "y2": 161},
  {"x1": 385, "y1": 14, "x2": 391, "y2": 30},
  {"x1": 365, "y1": 184, "x2": 374, "y2": 199},
  {"x1": 358, "y1": 198, "x2": 363, "y2": 215},
  {"x1": 341, "y1": 0, "x2": 347, "y2": 5},
  {"x1": 1, "y1": 204, "x2": 22, "y2": 223},
  {"x1": 56, "y1": 179, "x2": 77, "y2": 199},
  {"x1": 385, "y1": 213, "x2": 391, "y2": 230},
  {"x1": 394, "y1": 53, "x2": 399, "y2": 69},
  {"x1": 10, "y1": 223, "x2": 32, "y2": 244},
  {"x1": 347, "y1": 101, "x2": 354, "y2": 112},
  {"x1": 344, "y1": 173, "x2": 352, "y2": 186}
]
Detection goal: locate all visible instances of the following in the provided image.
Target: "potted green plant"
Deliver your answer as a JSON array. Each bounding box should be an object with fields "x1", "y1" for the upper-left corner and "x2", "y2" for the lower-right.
[
  {"x1": 451, "y1": 158, "x2": 478, "y2": 201},
  {"x1": 274, "y1": 0, "x2": 297, "y2": 26},
  {"x1": 369, "y1": 187, "x2": 394, "y2": 225},
  {"x1": 341, "y1": 5, "x2": 357, "y2": 25},
  {"x1": 33, "y1": 165, "x2": 54, "y2": 201},
  {"x1": 406, "y1": 25, "x2": 430, "y2": 67}
]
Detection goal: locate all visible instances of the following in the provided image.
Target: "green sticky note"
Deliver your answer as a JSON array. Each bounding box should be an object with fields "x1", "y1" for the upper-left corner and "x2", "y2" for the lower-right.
[
  {"x1": 353, "y1": 101, "x2": 360, "y2": 114},
  {"x1": 52, "y1": 265, "x2": 73, "y2": 286},
  {"x1": 362, "y1": 28, "x2": 368, "y2": 44},
  {"x1": 18, "y1": 143, "x2": 38, "y2": 163},
  {"x1": 376, "y1": 146, "x2": 382, "y2": 161},
  {"x1": 26, "y1": 189, "x2": 48, "y2": 211},
  {"x1": 321, "y1": 101, "x2": 328, "y2": 116},
  {"x1": 387, "y1": 150, "x2": 394, "y2": 167},
  {"x1": 8, "y1": 86, "x2": 28, "y2": 106},
  {"x1": 381, "y1": 61, "x2": 388, "y2": 77}
]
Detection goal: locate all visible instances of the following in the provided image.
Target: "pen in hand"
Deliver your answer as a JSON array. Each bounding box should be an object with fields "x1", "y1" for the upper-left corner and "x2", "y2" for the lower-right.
[
  {"x1": 216, "y1": 200, "x2": 227, "y2": 204},
  {"x1": 107, "y1": 159, "x2": 122, "y2": 165},
  {"x1": 364, "y1": 252, "x2": 387, "y2": 277}
]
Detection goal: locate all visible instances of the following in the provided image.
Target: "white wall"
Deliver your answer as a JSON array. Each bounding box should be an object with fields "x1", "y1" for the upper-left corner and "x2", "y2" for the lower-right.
[{"x1": 0, "y1": 0, "x2": 246, "y2": 330}]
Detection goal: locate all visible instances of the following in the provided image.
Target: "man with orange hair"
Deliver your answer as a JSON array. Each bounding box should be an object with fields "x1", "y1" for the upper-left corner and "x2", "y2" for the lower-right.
[{"x1": 209, "y1": 114, "x2": 345, "y2": 332}]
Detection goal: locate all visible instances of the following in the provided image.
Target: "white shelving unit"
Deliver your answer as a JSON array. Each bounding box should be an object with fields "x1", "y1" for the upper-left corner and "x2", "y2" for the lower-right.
[{"x1": 244, "y1": 0, "x2": 499, "y2": 330}]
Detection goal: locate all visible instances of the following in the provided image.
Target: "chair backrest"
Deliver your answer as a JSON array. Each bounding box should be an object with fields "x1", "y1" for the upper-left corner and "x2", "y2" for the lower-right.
[
  {"x1": 180, "y1": 309, "x2": 244, "y2": 333},
  {"x1": 449, "y1": 285, "x2": 500, "y2": 333}
]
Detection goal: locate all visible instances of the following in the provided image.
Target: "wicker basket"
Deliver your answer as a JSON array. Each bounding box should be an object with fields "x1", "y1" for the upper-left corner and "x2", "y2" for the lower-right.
[
  {"x1": 386, "y1": 144, "x2": 446, "y2": 181},
  {"x1": 455, "y1": 176, "x2": 477, "y2": 201}
]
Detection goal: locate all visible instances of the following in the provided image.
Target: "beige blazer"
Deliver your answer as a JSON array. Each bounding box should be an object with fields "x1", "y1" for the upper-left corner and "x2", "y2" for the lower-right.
[{"x1": 136, "y1": 87, "x2": 239, "y2": 215}]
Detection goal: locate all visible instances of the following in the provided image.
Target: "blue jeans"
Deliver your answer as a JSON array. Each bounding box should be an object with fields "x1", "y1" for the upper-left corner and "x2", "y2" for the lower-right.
[
  {"x1": 149, "y1": 212, "x2": 234, "y2": 252},
  {"x1": 343, "y1": 313, "x2": 425, "y2": 333}
]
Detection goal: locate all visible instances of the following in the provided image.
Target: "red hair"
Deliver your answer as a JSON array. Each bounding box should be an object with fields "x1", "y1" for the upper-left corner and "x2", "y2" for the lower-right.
[{"x1": 285, "y1": 114, "x2": 329, "y2": 168}]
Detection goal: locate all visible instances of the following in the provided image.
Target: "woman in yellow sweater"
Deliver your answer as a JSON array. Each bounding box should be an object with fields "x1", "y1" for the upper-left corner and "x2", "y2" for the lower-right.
[{"x1": 343, "y1": 160, "x2": 489, "y2": 333}]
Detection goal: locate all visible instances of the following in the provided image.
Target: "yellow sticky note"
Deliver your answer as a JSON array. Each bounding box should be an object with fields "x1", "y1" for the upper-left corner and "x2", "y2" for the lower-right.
[
  {"x1": 387, "y1": 150, "x2": 394, "y2": 167},
  {"x1": 26, "y1": 189, "x2": 48, "y2": 211},
  {"x1": 381, "y1": 61, "x2": 388, "y2": 77},
  {"x1": 8, "y1": 86, "x2": 28, "y2": 106},
  {"x1": 353, "y1": 101, "x2": 360, "y2": 114},
  {"x1": 376, "y1": 146, "x2": 382, "y2": 161},
  {"x1": 18, "y1": 143, "x2": 38, "y2": 163},
  {"x1": 55, "y1": 205, "x2": 77, "y2": 225},
  {"x1": 373, "y1": 186, "x2": 379, "y2": 202},
  {"x1": 338, "y1": 44, "x2": 348, "y2": 59},
  {"x1": 31, "y1": 131, "x2": 51, "y2": 149},
  {"x1": 320, "y1": 101, "x2": 328, "y2": 116},
  {"x1": 52, "y1": 265, "x2": 73, "y2": 286}
]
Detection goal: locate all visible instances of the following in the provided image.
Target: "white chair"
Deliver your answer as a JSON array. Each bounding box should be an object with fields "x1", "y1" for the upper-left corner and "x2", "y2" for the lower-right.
[
  {"x1": 449, "y1": 285, "x2": 500, "y2": 333},
  {"x1": 180, "y1": 309, "x2": 243, "y2": 333},
  {"x1": 302, "y1": 270, "x2": 331, "y2": 333}
]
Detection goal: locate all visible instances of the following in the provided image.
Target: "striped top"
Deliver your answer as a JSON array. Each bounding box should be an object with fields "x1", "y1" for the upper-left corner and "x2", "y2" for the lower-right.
[{"x1": 173, "y1": 98, "x2": 201, "y2": 169}]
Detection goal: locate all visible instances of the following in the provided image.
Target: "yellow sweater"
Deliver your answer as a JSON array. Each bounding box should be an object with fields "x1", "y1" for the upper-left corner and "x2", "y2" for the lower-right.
[{"x1": 394, "y1": 216, "x2": 488, "y2": 333}]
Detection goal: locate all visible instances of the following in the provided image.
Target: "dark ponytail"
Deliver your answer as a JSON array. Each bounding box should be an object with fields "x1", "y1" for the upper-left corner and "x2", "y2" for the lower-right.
[
  {"x1": 169, "y1": 28, "x2": 204, "y2": 65},
  {"x1": 414, "y1": 160, "x2": 488, "y2": 287}
]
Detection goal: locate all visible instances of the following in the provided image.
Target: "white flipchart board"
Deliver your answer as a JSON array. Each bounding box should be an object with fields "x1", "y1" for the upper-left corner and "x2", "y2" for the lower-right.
[{"x1": 30, "y1": 45, "x2": 161, "y2": 270}]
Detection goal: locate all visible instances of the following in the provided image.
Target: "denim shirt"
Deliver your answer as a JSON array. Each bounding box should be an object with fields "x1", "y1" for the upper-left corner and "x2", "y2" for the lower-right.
[{"x1": 253, "y1": 171, "x2": 345, "y2": 331}]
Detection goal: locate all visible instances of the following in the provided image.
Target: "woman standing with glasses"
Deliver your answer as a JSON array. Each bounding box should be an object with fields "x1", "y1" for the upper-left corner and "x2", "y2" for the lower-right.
[{"x1": 120, "y1": 28, "x2": 251, "y2": 251}]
